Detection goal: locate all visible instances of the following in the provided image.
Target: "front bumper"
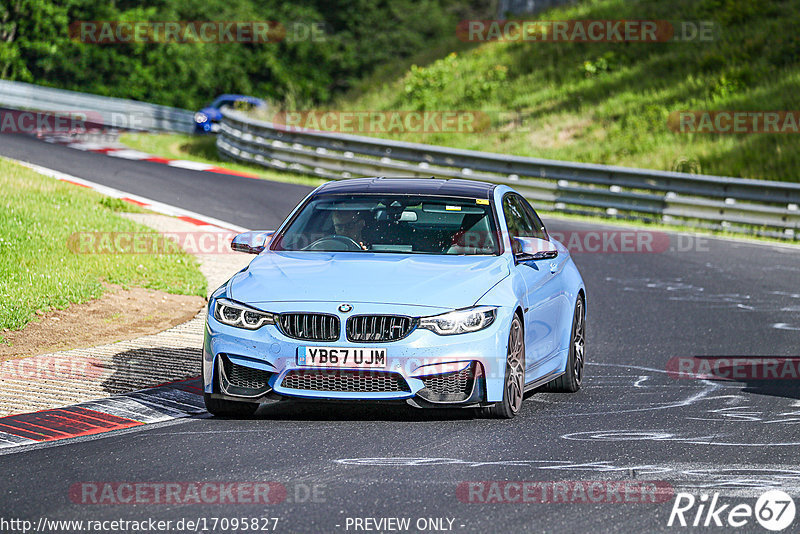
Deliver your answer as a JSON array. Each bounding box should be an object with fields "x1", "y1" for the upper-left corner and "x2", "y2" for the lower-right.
[{"x1": 203, "y1": 301, "x2": 513, "y2": 406}]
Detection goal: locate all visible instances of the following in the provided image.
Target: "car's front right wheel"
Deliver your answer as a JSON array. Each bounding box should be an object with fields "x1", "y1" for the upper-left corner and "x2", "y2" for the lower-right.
[
  {"x1": 482, "y1": 314, "x2": 525, "y2": 419},
  {"x1": 543, "y1": 295, "x2": 585, "y2": 393}
]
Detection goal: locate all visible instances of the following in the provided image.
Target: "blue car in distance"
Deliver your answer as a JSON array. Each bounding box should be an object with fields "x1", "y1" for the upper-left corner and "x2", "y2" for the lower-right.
[
  {"x1": 203, "y1": 177, "x2": 586, "y2": 418},
  {"x1": 194, "y1": 94, "x2": 265, "y2": 133}
]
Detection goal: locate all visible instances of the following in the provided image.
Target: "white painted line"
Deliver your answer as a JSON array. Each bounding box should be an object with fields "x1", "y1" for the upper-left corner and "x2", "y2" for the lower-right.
[
  {"x1": 80, "y1": 397, "x2": 189, "y2": 423},
  {"x1": 69, "y1": 142, "x2": 124, "y2": 151},
  {"x1": 167, "y1": 160, "x2": 215, "y2": 171},
  {"x1": 43, "y1": 135, "x2": 77, "y2": 144},
  {"x1": 130, "y1": 390, "x2": 205, "y2": 412},
  {"x1": 105, "y1": 149, "x2": 153, "y2": 160},
  {"x1": 1, "y1": 156, "x2": 249, "y2": 233},
  {"x1": 0, "y1": 432, "x2": 37, "y2": 449}
]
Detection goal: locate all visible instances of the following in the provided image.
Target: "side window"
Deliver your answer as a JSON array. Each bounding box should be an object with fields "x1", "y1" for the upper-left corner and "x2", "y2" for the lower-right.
[
  {"x1": 502, "y1": 195, "x2": 524, "y2": 239},
  {"x1": 503, "y1": 194, "x2": 548, "y2": 248},
  {"x1": 518, "y1": 197, "x2": 548, "y2": 240},
  {"x1": 512, "y1": 196, "x2": 537, "y2": 238}
]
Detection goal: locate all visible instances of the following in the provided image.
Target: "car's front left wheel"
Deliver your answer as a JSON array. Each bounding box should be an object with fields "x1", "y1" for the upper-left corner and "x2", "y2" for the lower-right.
[{"x1": 482, "y1": 314, "x2": 525, "y2": 419}]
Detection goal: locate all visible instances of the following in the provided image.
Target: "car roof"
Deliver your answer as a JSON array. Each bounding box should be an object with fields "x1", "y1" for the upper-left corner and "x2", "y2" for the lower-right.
[
  {"x1": 314, "y1": 177, "x2": 496, "y2": 199},
  {"x1": 211, "y1": 94, "x2": 264, "y2": 105}
]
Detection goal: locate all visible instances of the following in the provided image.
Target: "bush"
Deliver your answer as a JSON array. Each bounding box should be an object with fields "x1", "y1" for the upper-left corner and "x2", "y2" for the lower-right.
[{"x1": 402, "y1": 52, "x2": 507, "y2": 110}]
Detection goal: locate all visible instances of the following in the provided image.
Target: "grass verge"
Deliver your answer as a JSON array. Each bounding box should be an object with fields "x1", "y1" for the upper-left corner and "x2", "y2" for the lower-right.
[{"x1": 0, "y1": 159, "x2": 207, "y2": 342}]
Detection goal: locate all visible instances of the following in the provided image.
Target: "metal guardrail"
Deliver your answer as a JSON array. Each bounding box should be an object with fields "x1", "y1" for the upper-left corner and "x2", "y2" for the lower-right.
[
  {"x1": 217, "y1": 108, "x2": 800, "y2": 240},
  {"x1": 0, "y1": 80, "x2": 195, "y2": 133},
  {"x1": 497, "y1": 0, "x2": 576, "y2": 18}
]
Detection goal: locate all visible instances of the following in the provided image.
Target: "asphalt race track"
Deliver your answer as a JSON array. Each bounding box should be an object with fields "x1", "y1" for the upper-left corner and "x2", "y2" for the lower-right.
[{"x1": 2, "y1": 133, "x2": 800, "y2": 533}]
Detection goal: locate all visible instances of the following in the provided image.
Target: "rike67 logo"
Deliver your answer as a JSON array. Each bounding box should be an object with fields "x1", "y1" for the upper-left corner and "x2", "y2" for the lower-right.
[{"x1": 668, "y1": 490, "x2": 796, "y2": 531}]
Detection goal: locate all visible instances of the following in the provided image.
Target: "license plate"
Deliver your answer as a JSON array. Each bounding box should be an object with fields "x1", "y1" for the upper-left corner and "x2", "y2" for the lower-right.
[{"x1": 298, "y1": 347, "x2": 387, "y2": 368}]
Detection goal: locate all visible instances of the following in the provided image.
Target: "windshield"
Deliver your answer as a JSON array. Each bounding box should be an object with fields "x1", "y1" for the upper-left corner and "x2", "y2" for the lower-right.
[
  {"x1": 272, "y1": 194, "x2": 500, "y2": 255},
  {"x1": 210, "y1": 96, "x2": 258, "y2": 109}
]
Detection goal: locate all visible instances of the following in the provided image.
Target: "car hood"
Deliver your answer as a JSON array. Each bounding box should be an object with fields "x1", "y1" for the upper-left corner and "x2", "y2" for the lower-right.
[{"x1": 228, "y1": 251, "x2": 510, "y2": 310}]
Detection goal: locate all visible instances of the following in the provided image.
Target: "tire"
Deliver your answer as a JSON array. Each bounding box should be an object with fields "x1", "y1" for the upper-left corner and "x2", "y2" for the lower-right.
[
  {"x1": 543, "y1": 295, "x2": 585, "y2": 393},
  {"x1": 482, "y1": 314, "x2": 525, "y2": 419},
  {"x1": 203, "y1": 393, "x2": 259, "y2": 417}
]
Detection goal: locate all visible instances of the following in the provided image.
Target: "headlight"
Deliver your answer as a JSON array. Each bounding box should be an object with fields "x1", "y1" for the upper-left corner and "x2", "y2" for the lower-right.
[
  {"x1": 419, "y1": 306, "x2": 497, "y2": 335},
  {"x1": 213, "y1": 298, "x2": 275, "y2": 330},
  {"x1": 194, "y1": 112, "x2": 208, "y2": 124}
]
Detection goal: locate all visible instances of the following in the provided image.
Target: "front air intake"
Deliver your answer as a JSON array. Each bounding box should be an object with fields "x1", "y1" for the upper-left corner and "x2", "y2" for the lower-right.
[
  {"x1": 281, "y1": 370, "x2": 410, "y2": 393},
  {"x1": 417, "y1": 363, "x2": 477, "y2": 403},
  {"x1": 219, "y1": 355, "x2": 273, "y2": 398}
]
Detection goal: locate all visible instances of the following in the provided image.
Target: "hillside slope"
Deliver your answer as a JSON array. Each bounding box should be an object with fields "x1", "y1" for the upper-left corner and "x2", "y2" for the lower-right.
[{"x1": 334, "y1": 0, "x2": 800, "y2": 181}]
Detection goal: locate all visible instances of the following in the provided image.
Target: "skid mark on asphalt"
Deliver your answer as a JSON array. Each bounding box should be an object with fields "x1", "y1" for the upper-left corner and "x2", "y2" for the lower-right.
[
  {"x1": 333, "y1": 457, "x2": 800, "y2": 497},
  {"x1": 333, "y1": 458, "x2": 800, "y2": 496},
  {"x1": 0, "y1": 378, "x2": 205, "y2": 451},
  {"x1": 532, "y1": 363, "x2": 800, "y2": 448},
  {"x1": 604, "y1": 276, "x2": 756, "y2": 308},
  {"x1": 527, "y1": 362, "x2": 719, "y2": 417},
  {"x1": 561, "y1": 429, "x2": 800, "y2": 447},
  {"x1": 773, "y1": 322, "x2": 800, "y2": 330},
  {"x1": 605, "y1": 276, "x2": 800, "y2": 315}
]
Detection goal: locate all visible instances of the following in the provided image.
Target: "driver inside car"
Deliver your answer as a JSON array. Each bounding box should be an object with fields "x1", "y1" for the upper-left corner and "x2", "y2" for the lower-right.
[{"x1": 330, "y1": 209, "x2": 370, "y2": 250}]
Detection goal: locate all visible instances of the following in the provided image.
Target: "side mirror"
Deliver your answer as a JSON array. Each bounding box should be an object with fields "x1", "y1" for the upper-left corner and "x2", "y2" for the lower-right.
[
  {"x1": 231, "y1": 231, "x2": 274, "y2": 254},
  {"x1": 511, "y1": 237, "x2": 558, "y2": 261}
]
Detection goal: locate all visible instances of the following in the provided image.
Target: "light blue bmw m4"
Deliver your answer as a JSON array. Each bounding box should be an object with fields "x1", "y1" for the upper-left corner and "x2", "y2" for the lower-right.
[{"x1": 203, "y1": 177, "x2": 586, "y2": 418}]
